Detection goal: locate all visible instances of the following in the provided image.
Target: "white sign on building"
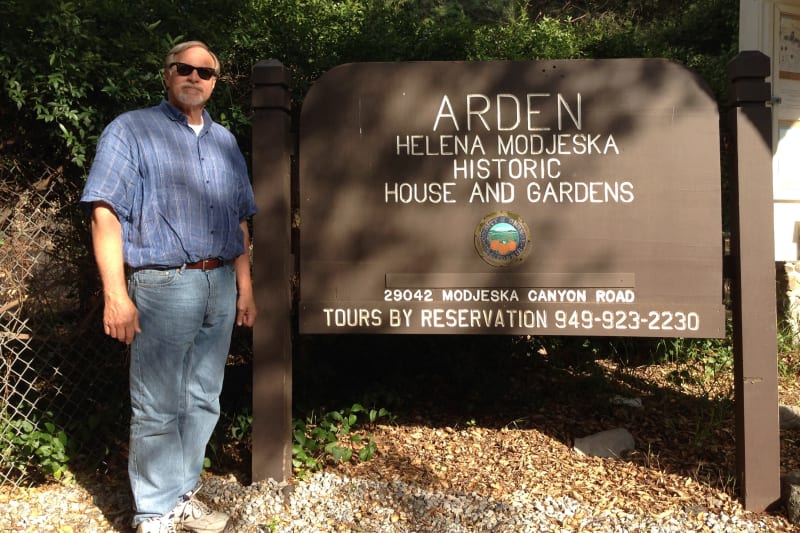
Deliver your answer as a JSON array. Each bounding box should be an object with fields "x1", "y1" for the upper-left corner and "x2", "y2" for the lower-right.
[{"x1": 741, "y1": 0, "x2": 800, "y2": 260}]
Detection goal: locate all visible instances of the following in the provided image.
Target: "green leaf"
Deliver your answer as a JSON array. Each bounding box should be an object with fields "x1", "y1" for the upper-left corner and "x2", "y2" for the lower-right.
[
  {"x1": 328, "y1": 445, "x2": 352, "y2": 463},
  {"x1": 358, "y1": 447, "x2": 374, "y2": 462}
]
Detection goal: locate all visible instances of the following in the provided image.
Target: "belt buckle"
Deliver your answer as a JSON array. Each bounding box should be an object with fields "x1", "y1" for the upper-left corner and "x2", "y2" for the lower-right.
[{"x1": 201, "y1": 258, "x2": 213, "y2": 271}]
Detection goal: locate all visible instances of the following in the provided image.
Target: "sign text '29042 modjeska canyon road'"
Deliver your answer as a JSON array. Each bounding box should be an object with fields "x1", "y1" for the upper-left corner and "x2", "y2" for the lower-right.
[{"x1": 298, "y1": 59, "x2": 725, "y2": 337}]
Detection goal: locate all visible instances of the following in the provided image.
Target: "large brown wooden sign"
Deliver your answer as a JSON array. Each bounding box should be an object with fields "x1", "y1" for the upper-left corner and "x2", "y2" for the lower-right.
[
  {"x1": 298, "y1": 59, "x2": 725, "y2": 337},
  {"x1": 252, "y1": 53, "x2": 779, "y2": 511}
]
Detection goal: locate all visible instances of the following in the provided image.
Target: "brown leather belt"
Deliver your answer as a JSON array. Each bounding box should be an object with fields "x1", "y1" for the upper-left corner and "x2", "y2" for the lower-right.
[
  {"x1": 184, "y1": 258, "x2": 225, "y2": 270},
  {"x1": 128, "y1": 258, "x2": 226, "y2": 273}
]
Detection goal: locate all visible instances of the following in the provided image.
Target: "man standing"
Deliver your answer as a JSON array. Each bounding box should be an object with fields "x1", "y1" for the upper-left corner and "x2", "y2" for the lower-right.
[{"x1": 81, "y1": 41, "x2": 257, "y2": 533}]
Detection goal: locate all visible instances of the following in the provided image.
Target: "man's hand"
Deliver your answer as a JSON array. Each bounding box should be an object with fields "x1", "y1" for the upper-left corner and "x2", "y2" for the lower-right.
[
  {"x1": 236, "y1": 291, "x2": 257, "y2": 327},
  {"x1": 103, "y1": 291, "x2": 141, "y2": 344},
  {"x1": 234, "y1": 220, "x2": 257, "y2": 328}
]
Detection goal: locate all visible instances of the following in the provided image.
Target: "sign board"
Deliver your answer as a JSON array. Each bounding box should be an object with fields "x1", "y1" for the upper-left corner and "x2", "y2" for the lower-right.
[{"x1": 298, "y1": 59, "x2": 725, "y2": 337}]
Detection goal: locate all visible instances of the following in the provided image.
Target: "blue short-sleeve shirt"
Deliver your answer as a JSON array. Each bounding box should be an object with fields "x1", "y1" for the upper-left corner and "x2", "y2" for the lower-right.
[{"x1": 81, "y1": 100, "x2": 257, "y2": 268}]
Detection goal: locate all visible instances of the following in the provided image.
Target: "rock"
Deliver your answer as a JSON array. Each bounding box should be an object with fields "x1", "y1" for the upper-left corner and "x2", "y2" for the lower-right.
[
  {"x1": 609, "y1": 395, "x2": 643, "y2": 408},
  {"x1": 573, "y1": 428, "x2": 635, "y2": 458},
  {"x1": 781, "y1": 471, "x2": 800, "y2": 526},
  {"x1": 780, "y1": 404, "x2": 800, "y2": 430}
]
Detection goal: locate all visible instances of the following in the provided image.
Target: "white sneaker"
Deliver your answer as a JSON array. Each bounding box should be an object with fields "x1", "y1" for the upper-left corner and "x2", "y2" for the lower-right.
[
  {"x1": 172, "y1": 486, "x2": 230, "y2": 533},
  {"x1": 136, "y1": 514, "x2": 177, "y2": 533}
]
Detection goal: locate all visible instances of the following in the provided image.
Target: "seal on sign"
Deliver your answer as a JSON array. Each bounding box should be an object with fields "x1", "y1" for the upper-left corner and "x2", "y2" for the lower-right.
[{"x1": 474, "y1": 211, "x2": 531, "y2": 267}]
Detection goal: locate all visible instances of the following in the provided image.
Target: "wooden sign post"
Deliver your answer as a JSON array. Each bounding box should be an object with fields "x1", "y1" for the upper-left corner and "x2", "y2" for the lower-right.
[{"x1": 728, "y1": 50, "x2": 780, "y2": 511}]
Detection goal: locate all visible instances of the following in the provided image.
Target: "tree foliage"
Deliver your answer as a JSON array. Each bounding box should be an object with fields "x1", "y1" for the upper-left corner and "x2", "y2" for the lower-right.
[{"x1": 0, "y1": 0, "x2": 738, "y2": 181}]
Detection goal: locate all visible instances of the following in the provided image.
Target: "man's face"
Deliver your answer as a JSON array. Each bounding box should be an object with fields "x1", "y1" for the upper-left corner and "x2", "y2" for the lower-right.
[{"x1": 164, "y1": 46, "x2": 217, "y2": 111}]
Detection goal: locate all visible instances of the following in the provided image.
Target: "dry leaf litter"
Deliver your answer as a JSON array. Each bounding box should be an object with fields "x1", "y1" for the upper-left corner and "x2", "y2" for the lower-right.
[{"x1": 3, "y1": 358, "x2": 800, "y2": 532}]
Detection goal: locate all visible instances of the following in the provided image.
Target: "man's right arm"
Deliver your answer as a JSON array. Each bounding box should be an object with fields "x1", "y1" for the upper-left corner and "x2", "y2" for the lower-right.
[{"x1": 91, "y1": 201, "x2": 140, "y2": 344}]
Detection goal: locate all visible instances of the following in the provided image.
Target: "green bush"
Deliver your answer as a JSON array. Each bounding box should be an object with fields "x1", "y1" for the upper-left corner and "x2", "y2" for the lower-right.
[
  {"x1": 0, "y1": 0, "x2": 739, "y2": 180},
  {"x1": 292, "y1": 403, "x2": 394, "y2": 479},
  {"x1": 1, "y1": 412, "x2": 71, "y2": 481}
]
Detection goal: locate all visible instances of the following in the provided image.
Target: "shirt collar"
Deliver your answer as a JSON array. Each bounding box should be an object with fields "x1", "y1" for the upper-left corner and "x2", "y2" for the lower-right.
[{"x1": 159, "y1": 99, "x2": 212, "y2": 131}]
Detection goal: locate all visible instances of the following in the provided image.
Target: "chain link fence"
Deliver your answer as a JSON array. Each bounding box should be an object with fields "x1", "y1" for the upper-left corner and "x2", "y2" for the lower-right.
[{"x1": 0, "y1": 160, "x2": 128, "y2": 487}]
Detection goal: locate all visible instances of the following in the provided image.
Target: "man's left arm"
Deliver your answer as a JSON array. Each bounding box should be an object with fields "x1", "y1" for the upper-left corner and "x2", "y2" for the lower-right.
[{"x1": 234, "y1": 220, "x2": 257, "y2": 327}]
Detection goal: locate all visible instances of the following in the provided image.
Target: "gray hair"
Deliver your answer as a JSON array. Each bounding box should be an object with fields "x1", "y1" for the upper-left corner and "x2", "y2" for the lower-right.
[{"x1": 164, "y1": 41, "x2": 220, "y2": 76}]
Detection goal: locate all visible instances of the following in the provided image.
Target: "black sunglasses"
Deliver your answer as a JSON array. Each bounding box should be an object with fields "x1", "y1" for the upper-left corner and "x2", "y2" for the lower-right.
[{"x1": 169, "y1": 62, "x2": 216, "y2": 80}]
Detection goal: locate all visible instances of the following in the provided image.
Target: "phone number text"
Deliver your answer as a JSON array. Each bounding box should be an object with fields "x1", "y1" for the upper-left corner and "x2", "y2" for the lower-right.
[{"x1": 554, "y1": 309, "x2": 700, "y2": 332}]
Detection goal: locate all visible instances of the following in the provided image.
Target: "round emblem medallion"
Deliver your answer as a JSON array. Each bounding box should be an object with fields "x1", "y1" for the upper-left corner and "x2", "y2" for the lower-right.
[{"x1": 474, "y1": 211, "x2": 531, "y2": 267}]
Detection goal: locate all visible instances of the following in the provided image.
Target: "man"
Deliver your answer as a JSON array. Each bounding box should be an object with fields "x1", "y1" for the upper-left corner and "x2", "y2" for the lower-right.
[{"x1": 81, "y1": 41, "x2": 257, "y2": 533}]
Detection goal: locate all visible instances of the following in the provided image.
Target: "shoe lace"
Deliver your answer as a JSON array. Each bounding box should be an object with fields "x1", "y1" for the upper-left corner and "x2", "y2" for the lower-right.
[
  {"x1": 177, "y1": 486, "x2": 215, "y2": 521},
  {"x1": 184, "y1": 497, "x2": 214, "y2": 519}
]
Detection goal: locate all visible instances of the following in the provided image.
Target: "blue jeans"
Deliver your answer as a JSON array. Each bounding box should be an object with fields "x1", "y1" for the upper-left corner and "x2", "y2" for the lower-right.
[{"x1": 127, "y1": 264, "x2": 236, "y2": 524}]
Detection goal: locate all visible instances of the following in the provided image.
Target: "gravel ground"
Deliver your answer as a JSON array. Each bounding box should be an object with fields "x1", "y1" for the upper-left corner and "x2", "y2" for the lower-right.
[
  {"x1": 0, "y1": 467, "x2": 796, "y2": 533},
  {"x1": 202, "y1": 472, "x2": 796, "y2": 532}
]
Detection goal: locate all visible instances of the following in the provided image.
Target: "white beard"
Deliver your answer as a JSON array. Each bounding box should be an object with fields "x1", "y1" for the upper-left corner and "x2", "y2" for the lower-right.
[{"x1": 175, "y1": 83, "x2": 207, "y2": 107}]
